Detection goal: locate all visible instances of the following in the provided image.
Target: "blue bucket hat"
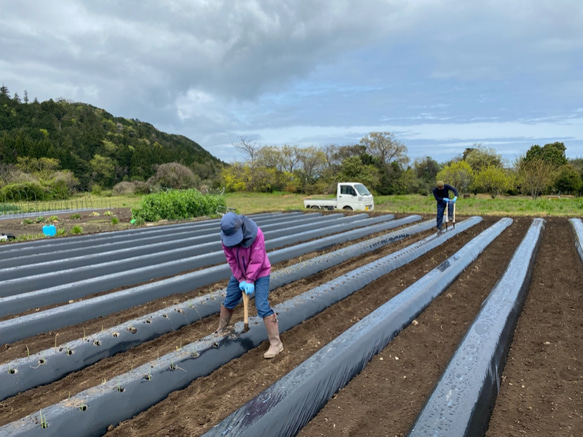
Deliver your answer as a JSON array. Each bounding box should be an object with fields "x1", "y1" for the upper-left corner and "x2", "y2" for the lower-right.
[{"x1": 220, "y1": 212, "x2": 244, "y2": 247}]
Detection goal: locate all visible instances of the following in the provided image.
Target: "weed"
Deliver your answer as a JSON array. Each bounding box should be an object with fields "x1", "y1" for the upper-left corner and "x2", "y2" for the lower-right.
[
  {"x1": 111, "y1": 216, "x2": 119, "y2": 225},
  {"x1": 71, "y1": 225, "x2": 83, "y2": 234},
  {"x1": 69, "y1": 213, "x2": 81, "y2": 219}
]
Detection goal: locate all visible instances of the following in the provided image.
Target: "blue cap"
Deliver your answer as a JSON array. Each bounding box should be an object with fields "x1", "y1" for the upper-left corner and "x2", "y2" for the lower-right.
[{"x1": 220, "y1": 212, "x2": 244, "y2": 247}]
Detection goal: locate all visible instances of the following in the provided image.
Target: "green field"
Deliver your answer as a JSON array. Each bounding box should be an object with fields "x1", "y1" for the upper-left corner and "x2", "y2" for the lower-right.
[
  {"x1": 225, "y1": 192, "x2": 583, "y2": 217},
  {"x1": 2, "y1": 191, "x2": 582, "y2": 219}
]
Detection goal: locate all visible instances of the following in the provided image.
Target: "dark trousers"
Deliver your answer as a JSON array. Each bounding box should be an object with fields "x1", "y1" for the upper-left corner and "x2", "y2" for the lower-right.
[{"x1": 436, "y1": 201, "x2": 453, "y2": 230}]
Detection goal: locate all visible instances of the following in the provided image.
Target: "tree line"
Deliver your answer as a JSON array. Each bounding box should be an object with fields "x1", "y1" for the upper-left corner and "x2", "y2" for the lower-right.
[{"x1": 224, "y1": 134, "x2": 582, "y2": 199}]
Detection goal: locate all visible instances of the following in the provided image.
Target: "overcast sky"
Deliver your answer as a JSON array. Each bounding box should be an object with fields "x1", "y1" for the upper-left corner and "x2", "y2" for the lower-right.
[{"x1": 2, "y1": 0, "x2": 582, "y2": 165}]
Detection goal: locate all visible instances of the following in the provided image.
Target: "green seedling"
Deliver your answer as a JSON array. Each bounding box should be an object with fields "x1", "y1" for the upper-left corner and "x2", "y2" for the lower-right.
[{"x1": 39, "y1": 410, "x2": 48, "y2": 429}]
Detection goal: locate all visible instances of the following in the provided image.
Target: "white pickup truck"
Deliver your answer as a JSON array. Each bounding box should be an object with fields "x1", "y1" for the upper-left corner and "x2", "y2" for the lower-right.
[{"x1": 303, "y1": 182, "x2": 374, "y2": 211}]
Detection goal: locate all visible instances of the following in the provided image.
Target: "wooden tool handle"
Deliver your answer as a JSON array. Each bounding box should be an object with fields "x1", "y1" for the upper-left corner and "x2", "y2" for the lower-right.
[{"x1": 242, "y1": 292, "x2": 249, "y2": 327}]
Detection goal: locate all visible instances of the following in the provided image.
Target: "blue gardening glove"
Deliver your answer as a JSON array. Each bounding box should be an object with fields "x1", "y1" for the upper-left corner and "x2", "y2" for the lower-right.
[
  {"x1": 239, "y1": 281, "x2": 246, "y2": 291},
  {"x1": 443, "y1": 198, "x2": 449, "y2": 202},
  {"x1": 453, "y1": 196, "x2": 457, "y2": 203},
  {"x1": 243, "y1": 282, "x2": 255, "y2": 296}
]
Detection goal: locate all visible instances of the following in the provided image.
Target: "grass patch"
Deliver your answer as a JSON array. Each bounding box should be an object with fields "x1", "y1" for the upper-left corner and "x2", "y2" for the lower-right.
[{"x1": 225, "y1": 192, "x2": 583, "y2": 216}]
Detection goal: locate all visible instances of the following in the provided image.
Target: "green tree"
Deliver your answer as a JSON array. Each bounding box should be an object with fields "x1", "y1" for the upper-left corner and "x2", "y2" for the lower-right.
[
  {"x1": 463, "y1": 145, "x2": 503, "y2": 173},
  {"x1": 413, "y1": 156, "x2": 440, "y2": 183},
  {"x1": 337, "y1": 156, "x2": 380, "y2": 190},
  {"x1": 471, "y1": 165, "x2": 513, "y2": 198},
  {"x1": 554, "y1": 164, "x2": 581, "y2": 195},
  {"x1": 221, "y1": 163, "x2": 250, "y2": 192},
  {"x1": 525, "y1": 142, "x2": 567, "y2": 167},
  {"x1": 90, "y1": 154, "x2": 115, "y2": 187},
  {"x1": 515, "y1": 156, "x2": 557, "y2": 199},
  {"x1": 436, "y1": 161, "x2": 473, "y2": 193}
]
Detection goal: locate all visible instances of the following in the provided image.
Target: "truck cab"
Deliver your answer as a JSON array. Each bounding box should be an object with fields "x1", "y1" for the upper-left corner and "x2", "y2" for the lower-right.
[
  {"x1": 303, "y1": 182, "x2": 374, "y2": 211},
  {"x1": 337, "y1": 182, "x2": 374, "y2": 211}
]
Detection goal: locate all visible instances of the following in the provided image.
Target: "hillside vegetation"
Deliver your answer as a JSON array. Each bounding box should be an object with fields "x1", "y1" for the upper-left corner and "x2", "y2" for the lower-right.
[{"x1": 0, "y1": 86, "x2": 224, "y2": 192}]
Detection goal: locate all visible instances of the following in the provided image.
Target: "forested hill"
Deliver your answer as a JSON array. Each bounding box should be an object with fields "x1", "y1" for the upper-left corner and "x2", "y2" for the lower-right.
[{"x1": 0, "y1": 86, "x2": 225, "y2": 189}]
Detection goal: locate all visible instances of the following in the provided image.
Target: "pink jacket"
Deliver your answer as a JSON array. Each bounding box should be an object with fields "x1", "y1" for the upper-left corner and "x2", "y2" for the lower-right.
[{"x1": 222, "y1": 227, "x2": 271, "y2": 283}]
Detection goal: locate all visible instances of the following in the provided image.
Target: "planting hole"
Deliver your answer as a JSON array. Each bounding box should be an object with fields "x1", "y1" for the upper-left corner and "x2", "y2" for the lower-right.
[
  {"x1": 127, "y1": 326, "x2": 137, "y2": 334},
  {"x1": 145, "y1": 319, "x2": 152, "y2": 324},
  {"x1": 112, "y1": 332, "x2": 120, "y2": 338},
  {"x1": 66, "y1": 349, "x2": 74, "y2": 356},
  {"x1": 38, "y1": 358, "x2": 46, "y2": 365},
  {"x1": 143, "y1": 374, "x2": 152, "y2": 381},
  {"x1": 169, "y1": 363, "x2": 177, "y2": 371},
  {"x1": 8, "y1": 368, "x2": 17, "y2": 375},
  {"x1": 93, "y1": 340, "x2": 101, "y2": 346},
  {"x1": 115, "y1": 386, "x2": 125, "y2": 393},
  {"x1": 162, "y1": 314, "x2": 168, "y2": 318},
  {"x1": 174, "y1": 308, "x2": 184, "y2": 313},
  {"x1": 79, "y1": 405, "x2": 87, "y2": 412}
]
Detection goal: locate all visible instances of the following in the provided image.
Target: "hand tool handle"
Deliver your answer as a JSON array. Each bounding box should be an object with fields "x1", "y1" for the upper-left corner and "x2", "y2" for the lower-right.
[{"x1": 242, "y1": 292, "x2": 250, "y2": 331}]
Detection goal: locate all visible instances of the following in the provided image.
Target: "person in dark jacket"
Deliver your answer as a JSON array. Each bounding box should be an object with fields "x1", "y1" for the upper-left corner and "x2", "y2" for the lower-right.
[
  {"x1": 215, "y1": 212, "x2": 283, "y2": 359},
  {"x1": 432, "y1": 181, "x2": 458, "y2": 232}
]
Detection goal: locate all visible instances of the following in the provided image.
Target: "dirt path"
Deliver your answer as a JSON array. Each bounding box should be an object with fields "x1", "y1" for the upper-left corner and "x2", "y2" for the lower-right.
[{"x1": 1, "y1": 215, "x2": 581, "y2": 437}]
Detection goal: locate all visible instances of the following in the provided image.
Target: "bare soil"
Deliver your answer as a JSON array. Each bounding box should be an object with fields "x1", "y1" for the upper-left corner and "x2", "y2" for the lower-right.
[{"x1": 0, "y1": 212, "x2": 581, "y2": 436}]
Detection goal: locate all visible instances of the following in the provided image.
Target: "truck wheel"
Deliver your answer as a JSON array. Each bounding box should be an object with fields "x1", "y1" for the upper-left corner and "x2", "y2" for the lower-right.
[
  {"x1": 343, "y1": 206, "x2": 353, "y2": 211},
  {"x1": 310, "y1": 205, "x2": 320, "y2": 209}
]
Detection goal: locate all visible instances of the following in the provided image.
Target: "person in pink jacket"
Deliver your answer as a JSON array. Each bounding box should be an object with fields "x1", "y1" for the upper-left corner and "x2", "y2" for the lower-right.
[{"x1": 215, "y1": 212, "x2": 284, "y2": 359}]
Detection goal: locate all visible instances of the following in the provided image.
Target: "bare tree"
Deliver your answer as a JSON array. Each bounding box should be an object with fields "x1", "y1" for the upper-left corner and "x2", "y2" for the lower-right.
[
  {"x1": 234, "y1": 137, "x2": 261, "y2": 165},
  {"x1": 359, "y1": 132, "x2": 409, "y2": 167}
]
